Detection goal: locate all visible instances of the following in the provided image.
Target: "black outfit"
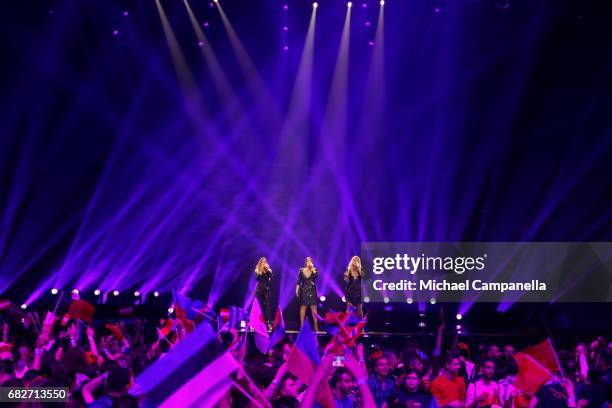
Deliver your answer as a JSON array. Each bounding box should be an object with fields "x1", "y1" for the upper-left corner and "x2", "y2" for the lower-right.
[
  {"x1": 345, "y1": 268, "x2": 363, "y2": 305},
  {"x1": 297, "y1": 268, "x2": 318, "y2": 306},
  {"x1": 255, "y1": 270, "x2": 273, "y2": 325}
]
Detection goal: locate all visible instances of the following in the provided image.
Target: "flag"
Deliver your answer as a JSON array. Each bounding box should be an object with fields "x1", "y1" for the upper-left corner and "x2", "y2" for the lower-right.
[
  {"x1": 130, "y1": 321, "x2": 239, "y2": 408},
  {"x1": 159, "y1": 318, "x2": 176, "y2": 338},
  {"x1": 287, "y1": 320, "x2": 335, "y2": 408},
  {"x1": 66, "y1": 299, "x2": 96, "y2": 324},
  {"x1": 513, "y1": 352, "x2": 553, "y2": 394},
  {"x1": 172, "y1": 291, "x2": 192, "y2": 323},
  {"x1": 249, "y1": 298, "x2": 270, "y2": 354},
  {"x1": 172, "y1": 291, "x2": 197, "y2": 332},
  {"x1": 523, "y1": 339, "x2": 562, "y2": 374},
  {"x1": 106, "y1": 323, "x2": 125, "y2": 341},
  {"x1": 268, "y1": 306, "x2": 285, "y2": 352}
]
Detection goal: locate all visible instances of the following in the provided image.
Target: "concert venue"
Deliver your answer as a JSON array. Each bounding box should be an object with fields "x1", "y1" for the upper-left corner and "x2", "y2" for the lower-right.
[{"x1": 0, "y1": 0, "x2": 611, "y2": 407}]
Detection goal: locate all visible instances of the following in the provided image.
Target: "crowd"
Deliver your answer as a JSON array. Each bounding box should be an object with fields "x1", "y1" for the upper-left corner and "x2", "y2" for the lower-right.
[{"x1": 0, "y1": 302, "x2": 611, "y2": 408}]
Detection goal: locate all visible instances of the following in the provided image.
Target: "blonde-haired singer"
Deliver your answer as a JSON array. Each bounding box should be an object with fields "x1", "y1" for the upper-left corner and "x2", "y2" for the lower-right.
[
  {"x1": 296, "y1": 256, "x2": 319, "y2": 332},
  {"x1": 344, "y1": 255, "x2": 364, "y2": 317}
]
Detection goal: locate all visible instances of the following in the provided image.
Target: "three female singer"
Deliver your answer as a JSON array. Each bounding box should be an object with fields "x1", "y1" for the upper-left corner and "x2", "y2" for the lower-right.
[
  {"x1": 344, "y1": 255, "x2": 364, "y2": 317},
  {"x1": 296, "y1": 256, "x2": 319, "y2": 332},
  {"x1": 254, "y1": 257, "x2": 273, "y2": 330}
]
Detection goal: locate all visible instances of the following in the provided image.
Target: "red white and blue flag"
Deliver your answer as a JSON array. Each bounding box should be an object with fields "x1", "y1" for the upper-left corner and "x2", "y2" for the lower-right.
[
  {"x1": 130, "y1": 321, "x2": 239, "y2": 407},
  {"x1": 249, "y1": 297, "x2": 270, "y2": 354},
  {"x1": 287, "y1": 320, "x2": 335, "y2": 407}
]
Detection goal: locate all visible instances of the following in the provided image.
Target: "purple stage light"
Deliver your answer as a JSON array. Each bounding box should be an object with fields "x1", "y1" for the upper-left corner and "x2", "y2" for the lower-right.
[
  {"x1": 430, "y1": 297, "x2": 436, "y2": 304},
  {"x1": 112, "y1": 30, "x2": 119, "y2": 36},
  {"x1": 203, "y1": 21, "x2": 209, "y2": 27},
  {"x1": 406, "y1": 297, "x2": 413, "y2": 304},
  {"x1": 94, "y1": 289, "x2": 101, "y2": 296},
  {"x1": 72, "y1": 288, "x2": 79, "y2": 295},
  {"x1": 456, "y1": 313, "x2": 463, "y2": 320},
  {"x1": 198, "y1": 41, "x2": 204, "y2": 47},
  {"x1": 50, "y1": 288, "x2": 58, "y2": 295},
  {"x1": 134, "y1": 290, "x2": 141, "y2": 297},
  {"x1": 365, "y1": 21, "x2": 371, "y2": 26},
  {"x1": 368, "y1": 41, "x2": 374, "y2": 46},
  {"x1": 123, "y1": 11, "x2": 129, "y2": 17},
  {"x1": 153, "y1": 291, "x2": 160, "y2": 297},
  {"x1": 283, "y1": 4, "x2": 288, "y2": 10},
  {"x1": 283, "y1": 46, "x2": 289, "y2": 51},
  {"x1": 434, "y1": 7, "x2": 441, "y2": 13},
  {"x1": 319, "y1": 295, "x2": 326, "y2": 302},
  {"x1": 21, "y1": 304, "x2": 27, "y2": 310},
  {"x1": 283, "y1": 26, "x2": 288, "y2": 31},
  {"x1": 113, "y1": 290, "x2": 120, "y2": 296},
  {"x1": 362, "y1": 3, "x2": 368, "y2": 8}
]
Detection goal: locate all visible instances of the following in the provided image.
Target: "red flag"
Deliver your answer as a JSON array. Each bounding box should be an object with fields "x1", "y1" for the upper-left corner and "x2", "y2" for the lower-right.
[
  {"x1": 523, "y1": 339, "x2": 561, "y2": 374},
  {"x1": 513, "y1": 352, "x2": 553, "y2": 393},
  {"x1": 67, "y1": 300, "x2": 96, "y2": 324},
  {"x1": 159, "y1": 318, "x2": 176, "y2": 338},
  {"x1": 106, "y1": 323, "x2": 125, "y2": 341}
]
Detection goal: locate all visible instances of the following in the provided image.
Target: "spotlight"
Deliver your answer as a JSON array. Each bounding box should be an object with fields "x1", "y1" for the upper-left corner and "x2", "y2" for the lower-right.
[
  {"x1": 419, "y1": 313, "x2": 425, "y2": 318},
  {"x1": 312, "y1": 2, "x2": 318, "y2": 9},
  {"x1": 456, "y1": 324, "x2": 462, "y2": 330},
  {"x1": 383, "y1": 296, "x2": 390, "y2": 303},
  {"x1": 456, "y1": 313, "x2": 463, "y2": 320},
  {"x1": 347, "y1": 1, "x2": 353, "y2": 7},
  {"x1": 341, "y1": 296, "x2": 346, "y2": 302},
  {"x1": 380, "y1": 0, "x2": 385, "y2": 5},
  {"x1": 113, "y1": 290, "x2": 120, "y2": 296},
  {"x1": 168, "y1": 307, "x2": 174, "y2": 314},
  {"x1": 50, "y1": 288, "x2": 58, "y2": 295},
  {"x1": 21, "y1": 304, "x2": 27, "y2": 310},
  {"x1": 418, "y1": 321, "x2": 426, "y2": 328},
  {"x1": 94, "y1": 289, "x2": 101, "y2": 296},
  {"x1": 153, "y1": 291, "x2": 160, "y2": 297},
  {"x1": 406, "y1": 297, "x2": 413, "y2": 304},
  {"x1": 72, "y1": 289, "x2": 79, "y2": 295},
  {"x1": 319, "y1": 295, "x2": 326, "y2": 302},
  {"x1": 430, "y1": 297, "x2": 436, "y2": 304},
  {"x1": 364, "y1": 296, "x2": 370, "y2": 303},
  {"x1": 458, "y1": 329, "x2": 462, "y2": 334},
  {"x1": 213, "y1": 0, "x2": 218, "y2": 3},
  {"x1": 134, "y1": 291, "x2": 141, "y2": 297},
  {"x1": 240, "y1": 320, "x2": 246, "y2": 328}
]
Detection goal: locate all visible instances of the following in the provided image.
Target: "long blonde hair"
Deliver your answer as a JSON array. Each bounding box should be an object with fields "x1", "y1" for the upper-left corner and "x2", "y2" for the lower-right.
[
  {"x1": 255, "y1": 257, "x2": 271, "y2": 275},
  {"x1": 303, "y1": 257, "x2": 315, "y2": 276},
  {"x1": 347, "y1": 255, "x2": 363, "y2": 277}
]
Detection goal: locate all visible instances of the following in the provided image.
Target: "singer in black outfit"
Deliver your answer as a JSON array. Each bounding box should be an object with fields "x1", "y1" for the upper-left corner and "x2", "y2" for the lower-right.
[
  {"x1": 344, "y1": 255, "x2": 364, "y2": 317},
  {"x1": 255, "y1": 257, "x2": 273, "y2": 330},
  {"x1": 296, "y1": 256, "x2": 319, "y2": 332}
]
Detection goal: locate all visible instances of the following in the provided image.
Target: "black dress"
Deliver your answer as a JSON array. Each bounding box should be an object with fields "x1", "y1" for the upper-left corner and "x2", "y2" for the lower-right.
[
  {"x1": 255, "y1": 270, "x2": 273, "y2": 324},
  {"x1": 297, "y1": 268, "x2": 318, "y2": 306},
  {"x1": 345, "y1": 268, "x2": 363, "y2": 305}
]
